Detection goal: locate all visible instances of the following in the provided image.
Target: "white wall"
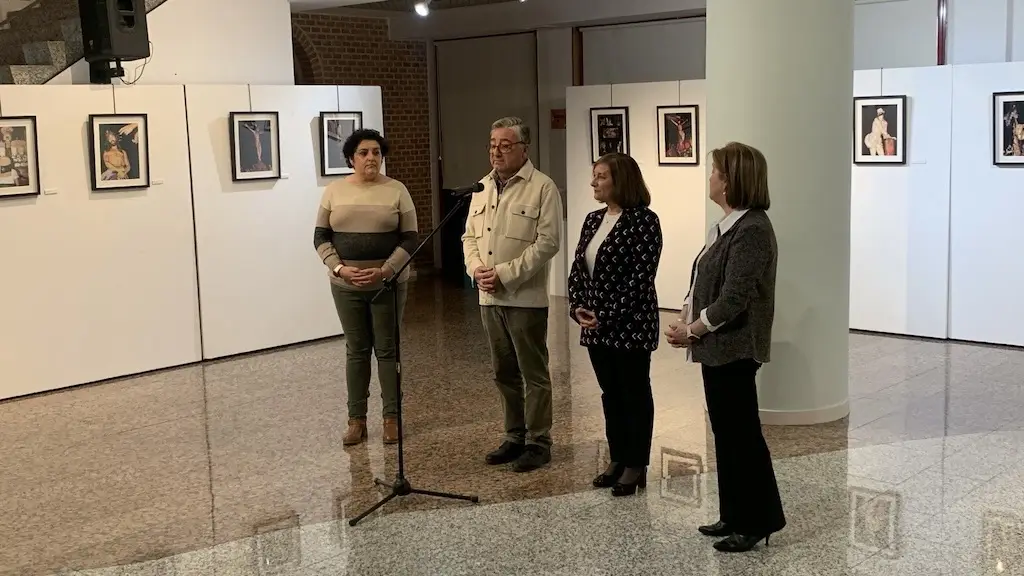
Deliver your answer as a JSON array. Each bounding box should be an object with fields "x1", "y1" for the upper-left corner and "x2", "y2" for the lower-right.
[
  {"x1": 582, "y1": 19, "x2": 706, "y2": 85},
  {"x1": 564, "y1": 82, "x2": 708, "y2": 310},
  {"x1": 48, "y1": 0, "x2": 294, "y2": 86},
  {"x1": 0, "y1": 85, "x2": 202, "y2": 399},
  {"x1": 186, "y1": 84, "x2": 383, "y2": 359},
  {"x1": 536, "y1": 28, "x2": 573, "y2": 298},
  {"x1": 850, "y1": 66, "x2": 952, "y2": 339},
  {"x1": 566, "y1": 61, "x2": 1024, "y2": 347},
  {"x1": 854, "y1": 0, "x2": 938, "y2": 70},
  {"x1": 948, "y1": 61, "x2": 1024, "y2": 347},
  {"x1": 948, "y1": 0, "x2": 1023, "y2": 64}
]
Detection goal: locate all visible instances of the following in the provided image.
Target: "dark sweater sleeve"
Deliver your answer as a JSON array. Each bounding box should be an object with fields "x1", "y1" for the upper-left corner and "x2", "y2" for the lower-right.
[
  {"x1": 314, "y1": 205, "x2": 342, "y2": 270},
  {"x1": 704, "y1": 224, "x2": 773, "y2": 327}
]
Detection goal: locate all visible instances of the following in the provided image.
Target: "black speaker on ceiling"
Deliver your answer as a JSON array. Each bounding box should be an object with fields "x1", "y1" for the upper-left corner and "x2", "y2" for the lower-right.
[{"x1": 78, "y1": 0, "x2": 150, "y2": 62}]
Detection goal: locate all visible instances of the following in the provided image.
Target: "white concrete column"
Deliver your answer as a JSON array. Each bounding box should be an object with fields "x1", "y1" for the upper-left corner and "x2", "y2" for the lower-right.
[{"x1": 706, "y1": 0, "x2": 853, "y2": 424}]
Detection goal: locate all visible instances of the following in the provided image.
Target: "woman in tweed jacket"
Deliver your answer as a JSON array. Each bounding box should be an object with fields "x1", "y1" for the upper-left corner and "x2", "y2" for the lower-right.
[{"x1": 666, "y1": 142, "x2": 786, "y2": 553}]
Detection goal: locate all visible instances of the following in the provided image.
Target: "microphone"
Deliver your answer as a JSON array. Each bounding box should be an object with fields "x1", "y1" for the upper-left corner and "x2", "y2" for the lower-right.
[{"x1": 444, "y1": 182, "x2": 485, "y2": 197}]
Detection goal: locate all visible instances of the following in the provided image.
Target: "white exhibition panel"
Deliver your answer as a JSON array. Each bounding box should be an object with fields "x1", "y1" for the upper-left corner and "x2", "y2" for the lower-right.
[
  {"x1": 565, "y1": 82, "x2": 707, "y2": 311},
  {"x1": 0, "y1": 85, "x2": 202, "y2": 399},
  {"x1": 186, "y1": 85, "x2": 384, "y2": 360},
  {"x1": 850, "y1": 67, "x2": 953, "y2": 339},
  {"x1": 948, "y1": 62, "x2": 1024, "y2": 347}
]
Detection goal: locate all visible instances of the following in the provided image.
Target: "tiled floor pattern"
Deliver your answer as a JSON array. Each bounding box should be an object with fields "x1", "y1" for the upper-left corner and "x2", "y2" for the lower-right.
[{"x1": 3, "y1": 280, "x2": 1024, "y2": 575}]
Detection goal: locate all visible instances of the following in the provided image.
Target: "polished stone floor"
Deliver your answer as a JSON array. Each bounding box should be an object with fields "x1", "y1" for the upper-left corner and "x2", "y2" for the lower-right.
[{"x1": 3, "y1": 279, "x2": 1024, "y2": 575}]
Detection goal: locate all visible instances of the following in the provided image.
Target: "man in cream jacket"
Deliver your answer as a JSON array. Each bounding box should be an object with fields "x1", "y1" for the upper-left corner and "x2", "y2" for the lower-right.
[{"x1": 462, "y1": 116, "x2": 563, "y2": 472}]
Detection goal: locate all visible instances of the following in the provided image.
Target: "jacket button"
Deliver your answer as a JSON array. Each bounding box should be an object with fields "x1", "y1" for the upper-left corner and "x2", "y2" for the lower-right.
[
  {"x1": 487, "y1": 227, "x2": 491, "y2": 231},
  {"x1": 521, "y1": 210, "x2": 525, "y2": 214},
  {"x1": 488, "y1": 251, "x2": 492, "y2": 255}
]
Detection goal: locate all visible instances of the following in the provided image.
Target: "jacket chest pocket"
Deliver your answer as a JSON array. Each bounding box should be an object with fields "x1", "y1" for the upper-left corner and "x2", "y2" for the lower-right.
[
  {"x1": 505, "y1": 203, "x2": 540, "y2": 241},
  {"x1": 470, "y1": 204, "x2": 486, "y2": 238}
]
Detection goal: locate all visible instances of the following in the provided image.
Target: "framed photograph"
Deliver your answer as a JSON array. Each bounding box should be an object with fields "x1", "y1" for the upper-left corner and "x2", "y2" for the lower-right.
[
  {"x1": 229, "y1": 111, "x2": 281, "y2": 181},
  {"x1": 0, "y1": 116, "x2": 40, "y2": 199},
  {"x1": 657, "y1": 105, "x2": 699, "y2": 165},
  {"x1": 659, "y1": 447, "x2": 704, "y2": 507},
  {"x1": 853, "y1": 95, "x2": 907, "y2": 165},
  {"x1": 319, "y1": 111, "x2": 362, "y2": 177},
  {"x1": 993, "y1": 91, "x2": 1024, "y2": 166},
  {"x1": 88, "y1": 114, "x2": 149, "y2": 191},
  {"x1": 848, "y1": 486, "x2": 902, "y2": 559},
  {"x1": 590, "y1": 107, "x2": 629, "y2": 163}
]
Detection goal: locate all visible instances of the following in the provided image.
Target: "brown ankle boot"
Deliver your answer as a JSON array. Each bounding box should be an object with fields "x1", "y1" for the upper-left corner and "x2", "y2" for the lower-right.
[
  {"x1": 343, "y1": 418, "x2": 367, "y2": 446},
  {"x1": 382, "y1": 417, "x2": 399, "y2": 444}
]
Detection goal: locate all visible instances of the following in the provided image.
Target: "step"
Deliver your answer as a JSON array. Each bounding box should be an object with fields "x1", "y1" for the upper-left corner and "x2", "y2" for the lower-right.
[
  {"x1": 22, "y1": 40, "x2": 66, "y2": 68},
  {"x1": 0, "y1": 64, "x2": 56, "y2": 84}
]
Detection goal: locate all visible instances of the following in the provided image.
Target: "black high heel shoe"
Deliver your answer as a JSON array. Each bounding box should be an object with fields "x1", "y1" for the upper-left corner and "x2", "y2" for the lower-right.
[
  {"x1": 611, "y1": 467, "x2": 647, "y2": 497},
  {"x1": 712, "y1": 533, "x2": 773, "y2": 553},
  {"x1": 698, "y1": 521, "x2": 733, "y2": 537},
  {"x1": 593, "y1": 463, "x2": 624, "y2": 489}
]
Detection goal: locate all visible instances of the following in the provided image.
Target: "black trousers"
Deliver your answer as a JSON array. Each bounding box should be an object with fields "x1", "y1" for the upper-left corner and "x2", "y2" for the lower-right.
[
  {"x1": 588, "y1": 346, "x2": 654, "y2": 468},
  {"x1": 702, "y1": 359, "x2": 786, "y2": 535}
]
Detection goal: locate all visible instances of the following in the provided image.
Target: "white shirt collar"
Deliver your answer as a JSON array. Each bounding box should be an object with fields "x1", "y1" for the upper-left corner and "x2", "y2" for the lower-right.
[{"x1": 717, "y1": 209, "x2": 749, "y2": 237}]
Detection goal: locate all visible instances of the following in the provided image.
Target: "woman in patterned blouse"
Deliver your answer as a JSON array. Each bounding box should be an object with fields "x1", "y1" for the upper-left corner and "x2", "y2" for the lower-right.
[{"x1": 568, "y1": 152, "x2": 663, "y2": 497}]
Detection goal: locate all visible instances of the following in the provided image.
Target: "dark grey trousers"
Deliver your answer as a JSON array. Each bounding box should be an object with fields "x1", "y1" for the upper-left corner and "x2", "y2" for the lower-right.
[{"x1": 331, "y1": 283, "x2": 408, "y2": 419}]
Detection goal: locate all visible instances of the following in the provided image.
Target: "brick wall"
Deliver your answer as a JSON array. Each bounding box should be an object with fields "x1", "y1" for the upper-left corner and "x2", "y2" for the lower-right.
[{"x1": 291, "y1": 13, "x2": 433, "y2": 267}]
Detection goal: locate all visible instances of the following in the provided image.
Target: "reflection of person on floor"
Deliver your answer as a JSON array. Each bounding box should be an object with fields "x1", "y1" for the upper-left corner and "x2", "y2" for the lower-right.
[
  {"x1": 463, "y1": 116, "x2": 562, "y2": 473},
  {"x1": 314, "y1": 128, "x2": 418, "y2": 447},
  {"x1": 863, "y1": 107, "x2": 893, "y2": 156},
  {"x1": 665, "y1": 142, "x2": 786, "y2": 553},
  {"x1": 101, "y1": 130, "x2": 130, "y2": 180},
  {"x1": 569, "y1": 152, "x2": 662, "y2": 497}
]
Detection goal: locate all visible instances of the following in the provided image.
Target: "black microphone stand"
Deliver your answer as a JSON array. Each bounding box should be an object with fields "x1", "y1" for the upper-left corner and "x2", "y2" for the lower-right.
[{"x1": 348, "y1": 190, "x2": 480, "y2": 526}]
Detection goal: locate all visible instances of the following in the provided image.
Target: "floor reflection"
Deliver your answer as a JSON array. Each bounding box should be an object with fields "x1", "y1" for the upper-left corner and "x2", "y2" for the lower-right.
[{"x1": 2, "y1": 278, "x2": 1024, "y2": 575}]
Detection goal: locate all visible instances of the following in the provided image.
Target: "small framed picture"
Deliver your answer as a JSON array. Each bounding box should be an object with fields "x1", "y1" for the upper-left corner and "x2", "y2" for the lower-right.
[
  {"x1": 320, "y1": 111, "x2": 362, "y2": 177},
  {"x1": 229, "y1": 111, "x2": 281, "y2": 181},
  {"x1": 993, "y1": 91, "x2": 1024, "y2": 166},
  {"x1": 0, "y1": 116, "x2": 40, "y2": 199},
  {"x1": 590, "y1": 107, "x2": 629, "y2": 163},
  {"x1": 849, "y1": 486, "x2": 902, "y2": 559},
  {"x1": 657, "y1": 105, "x2": 700, "y2": 166},
  {"x1": 88, "y1": 113, "x2": 149, "y2": 191},
  {"x1": 853, "y1": 95, "x2": 907, "y2": 165}
]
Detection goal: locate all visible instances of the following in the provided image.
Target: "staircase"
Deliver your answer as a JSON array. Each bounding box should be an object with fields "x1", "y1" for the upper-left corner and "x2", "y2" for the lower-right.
[{"x1": 0, "y1": 0, "x2": 164, "y2": 84}]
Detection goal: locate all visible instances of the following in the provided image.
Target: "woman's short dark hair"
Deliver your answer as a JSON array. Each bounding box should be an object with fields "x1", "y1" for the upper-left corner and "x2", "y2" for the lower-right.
[
  {"x1": 594, "y1": 152, "x2": 651, "y2": 209},
  {"x1": 342, "y1": 128, "x2": 389, "y2": 168},
  {"x1": 711, "y1": 142, "x2": 771, "y2": 211}
]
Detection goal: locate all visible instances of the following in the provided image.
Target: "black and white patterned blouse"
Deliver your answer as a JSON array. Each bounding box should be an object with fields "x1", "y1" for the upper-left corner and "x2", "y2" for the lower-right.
[{"x1": 568, "y1": 206, "x2": 663, "y2": 351}]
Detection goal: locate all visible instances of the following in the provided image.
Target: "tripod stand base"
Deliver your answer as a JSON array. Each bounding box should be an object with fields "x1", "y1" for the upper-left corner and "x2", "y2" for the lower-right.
[{"x1": 348, "y1": 476, "x2": 480, "y2": 526}]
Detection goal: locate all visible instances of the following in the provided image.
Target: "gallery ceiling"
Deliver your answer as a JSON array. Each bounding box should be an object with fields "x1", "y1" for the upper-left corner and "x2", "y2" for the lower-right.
[{"x1": 354, "y1": 0, "x2": 521, "y2": 11}]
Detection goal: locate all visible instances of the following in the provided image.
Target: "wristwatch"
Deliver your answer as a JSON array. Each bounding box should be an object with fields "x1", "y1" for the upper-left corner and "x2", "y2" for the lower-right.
[{"x1": 685, "y1": 325, "x2": 701, "y2": 341}]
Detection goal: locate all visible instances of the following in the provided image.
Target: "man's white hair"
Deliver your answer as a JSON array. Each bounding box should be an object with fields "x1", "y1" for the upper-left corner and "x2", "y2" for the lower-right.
[{"x1": 491, "y1": 116, "x2": 531, "y2": 145}]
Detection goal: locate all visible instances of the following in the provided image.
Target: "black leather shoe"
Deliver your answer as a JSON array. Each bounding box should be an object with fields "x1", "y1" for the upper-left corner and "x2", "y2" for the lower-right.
[
  {"x1": 698, "y1": 521, "x2": 733, "y2": 537},
  {"x1": 713, "y1": 533, "x2": 772, "y2": 553},
  {"x1": 485, "y1": 441, "x2": 524, "y2": 465},
  {"x1": 611, "y1": 468, "x2": 646, "y2": 497},
  {"x1": 593, "y1": 463, "x2": 624, "y2": 488},
  {"x1": 513, "y1": 444, "x2": 551, "y2": 473}
]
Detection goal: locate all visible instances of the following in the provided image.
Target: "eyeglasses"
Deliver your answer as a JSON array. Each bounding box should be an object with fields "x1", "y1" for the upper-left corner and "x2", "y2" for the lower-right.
[{"x1": 487, "y1": 141, "x2": 523, "y2": 154}]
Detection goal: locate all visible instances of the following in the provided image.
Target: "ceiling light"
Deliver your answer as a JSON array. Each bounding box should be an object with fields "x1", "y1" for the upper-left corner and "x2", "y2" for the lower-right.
[{"x1": 414, "y1": 1, "x2": 430, "y2": 16}]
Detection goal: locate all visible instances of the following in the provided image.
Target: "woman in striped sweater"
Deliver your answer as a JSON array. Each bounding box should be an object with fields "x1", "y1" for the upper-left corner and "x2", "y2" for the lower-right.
[{"x1": 314, "y1": 128, "x2": 418, "y2": 446}]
